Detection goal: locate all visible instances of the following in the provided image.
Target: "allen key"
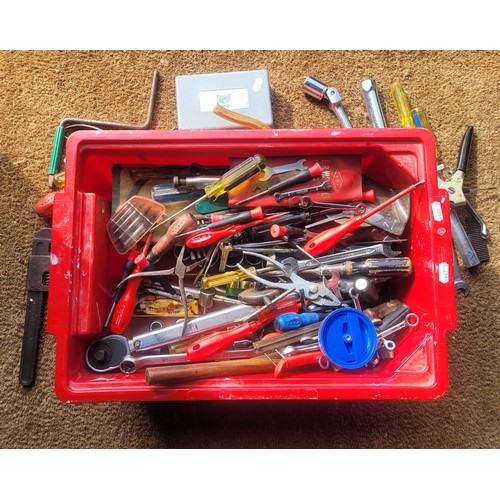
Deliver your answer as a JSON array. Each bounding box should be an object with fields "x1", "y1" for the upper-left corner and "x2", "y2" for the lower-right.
[{"x1": 48, "y1": 70, "x2": 160, "y2": 186}]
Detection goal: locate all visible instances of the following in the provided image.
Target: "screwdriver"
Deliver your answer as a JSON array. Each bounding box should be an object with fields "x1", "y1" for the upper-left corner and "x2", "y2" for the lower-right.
[
  {"x1": 185, "y1": 213, "x2": 281, "y2": 248},
  {"x1": 154, "y1": 154, "x2": 268, "y2": 228},
  {"x1": 274, "y1": 312, "x2": 327, "y2": 332},
  {"x1": 186, "y1": 295, "x2": 299, "y2": 362},
  {"x1": 102, "y1": 249, "x2": 139, "y2": 335},
  {"x1": 235, "y1": 162, "x2": 323, "y2": 206},
  {"x1": 181, "y1": 207, "x2": 265, "y2": 239},
  {"x1": 390, "y1": 81, "x2": 415, "y2": 128},
  {"x1": 135, "y1": 213, "x2": 198, "y2": 268},
  {"x1": 303, "y1": 180, "x2": 425, "y2": 256},
  {"x1": 411, "y1": 106, "x2": 441, "y2": 160},
  {"x1": 303, "y1": 257, "x2": 414, "y2": 278}
]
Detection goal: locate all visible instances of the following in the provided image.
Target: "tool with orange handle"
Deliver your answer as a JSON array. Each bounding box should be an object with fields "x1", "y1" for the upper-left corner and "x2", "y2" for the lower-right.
[
  {"x1": 303, "y1": 180, "x2": 425, "y2": 256},
  {"x1": 110, "y1": 233, "x2": 153, "y2": 334},
  {"x1": 135, "y1": 213, "x2": 197, "y2": 268}
]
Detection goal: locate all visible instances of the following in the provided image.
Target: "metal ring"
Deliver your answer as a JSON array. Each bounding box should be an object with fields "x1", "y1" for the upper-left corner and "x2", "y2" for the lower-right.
[
  {"x1": 318, "y1": 355, "x2": 331, "y2": 370},
  {"x1": 405, "y1": 313, "x2": 420, "y2": 327},
  {"x1": 149, "y1": 320, "x2": 165, "y2": 331},
  {"x1": 383, "y1": 339, "x2": 396, "y2": 351}
]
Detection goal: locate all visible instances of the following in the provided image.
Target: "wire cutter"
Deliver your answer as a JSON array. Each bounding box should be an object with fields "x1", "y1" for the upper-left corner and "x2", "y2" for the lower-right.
[{"x1": 236, "y1": 251, "x2": 342, "y2": 308}]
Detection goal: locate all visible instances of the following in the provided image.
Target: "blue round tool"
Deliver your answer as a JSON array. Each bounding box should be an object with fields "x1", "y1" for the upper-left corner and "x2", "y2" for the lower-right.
[{"x1": 319, "y1": 307, "x2": 378, "y2": 369}]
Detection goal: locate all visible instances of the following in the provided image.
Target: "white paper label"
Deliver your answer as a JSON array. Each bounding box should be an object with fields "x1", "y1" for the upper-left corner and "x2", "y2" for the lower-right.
[
  {"x1": 199, "y1": 88, "x2": 249, "y2": 112},
  {"x1": 252, "y1": 77, "x2": 263, "y2": 92},
  {"x1": 438, "y1": 262, "x2": 449, "y2": 283},
  {"x1": 432, "y1": 201, "x2": 444, "y2": 222}
]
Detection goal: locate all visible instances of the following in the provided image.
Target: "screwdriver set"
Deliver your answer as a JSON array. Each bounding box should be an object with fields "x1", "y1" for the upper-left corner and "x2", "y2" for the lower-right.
[{"x1": 39, "y1": 123, "x2": 460, "y2": 403}]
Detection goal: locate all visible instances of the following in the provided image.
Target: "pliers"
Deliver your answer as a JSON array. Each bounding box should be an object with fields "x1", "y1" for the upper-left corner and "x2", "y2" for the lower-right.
[{"x1": 236, "y1": 251, "x2": 342, "y2": 308}]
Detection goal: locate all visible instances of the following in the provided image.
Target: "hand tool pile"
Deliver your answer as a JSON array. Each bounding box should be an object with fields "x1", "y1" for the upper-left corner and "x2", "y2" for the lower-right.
[
  {"x1": 85, "y1": 151, "x2": 426, "y2": 385},
  {"x1": 25, "y1": 69, "x2": 490, "y2": 396}
]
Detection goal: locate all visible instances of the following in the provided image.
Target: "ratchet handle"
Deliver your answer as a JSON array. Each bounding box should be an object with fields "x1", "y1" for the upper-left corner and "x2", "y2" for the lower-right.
[
  {"x1": 145, "y1": 355, "x2": 276, "y2": 384},
  {"x1": 274, "y1": 350, "x2": 323, "y2": 378},
  {"x1": 456, "y1": 126, "x2": 473, "y2": 173}
]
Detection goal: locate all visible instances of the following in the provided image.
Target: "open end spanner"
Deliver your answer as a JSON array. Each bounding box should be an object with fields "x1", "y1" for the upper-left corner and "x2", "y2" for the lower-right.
[{"x1": 252, "y1": 159, "x2": 308, "y2": 192}]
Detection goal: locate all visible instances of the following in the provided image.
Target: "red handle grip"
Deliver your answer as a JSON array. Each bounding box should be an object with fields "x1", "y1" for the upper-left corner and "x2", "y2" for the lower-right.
[
  {"x1": 186, "y1": 322, "x2": 260, "y2": 362},
  {"x1": 110, "y1": 271, "x2": 142, "y2": 334},
  {"x1": 303, "y1": 216, "x2": 362, "y2": 256},
  {"x1": 274, "y1": 350, "x2": 323, "y2": 378}
]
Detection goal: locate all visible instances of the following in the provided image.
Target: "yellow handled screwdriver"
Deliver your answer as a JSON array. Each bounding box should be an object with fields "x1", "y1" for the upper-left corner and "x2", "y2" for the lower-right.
[
  {"x1": 154, "y1": 154, "x2": 268, "y2": 229},
  {"x1": 390, "y1": 81, "x2": 415, "y2": 128}
]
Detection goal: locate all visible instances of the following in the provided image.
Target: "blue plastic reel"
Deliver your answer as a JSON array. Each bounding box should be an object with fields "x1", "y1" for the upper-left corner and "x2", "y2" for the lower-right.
[{"x1": 318, "y1": 307, "x2": 378, "y2": 369}]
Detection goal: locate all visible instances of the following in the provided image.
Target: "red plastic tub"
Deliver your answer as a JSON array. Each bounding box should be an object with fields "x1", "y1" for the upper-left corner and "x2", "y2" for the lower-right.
[{"x1": 47, "y1": 128, "x2": 456, "y2": 402}]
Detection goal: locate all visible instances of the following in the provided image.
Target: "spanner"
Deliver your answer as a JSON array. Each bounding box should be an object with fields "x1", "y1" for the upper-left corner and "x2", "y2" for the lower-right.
[
  {"x1": 376, "y1": 313, "x2": 419, "y2": 351},
  {"x1": 252, "y1": 159, "x2": 308, "y2": 192},
  {"x1": 273, "y1": 181, "x2": 332, "y2": 202},
  {"x1": 284, "y1": 237, "x2": 402, "y2": 271}
]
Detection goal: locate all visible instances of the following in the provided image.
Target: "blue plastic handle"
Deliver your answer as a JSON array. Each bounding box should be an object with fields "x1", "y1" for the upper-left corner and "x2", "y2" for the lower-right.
[{"x1": 274, "y1": 312, "x2": 321, "y2": 332}]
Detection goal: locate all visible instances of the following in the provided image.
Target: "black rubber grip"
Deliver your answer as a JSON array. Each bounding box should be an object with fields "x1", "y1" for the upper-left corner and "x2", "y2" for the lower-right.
[{"x1": 456, "y1": 126, "x2": 474, "y2": 173}]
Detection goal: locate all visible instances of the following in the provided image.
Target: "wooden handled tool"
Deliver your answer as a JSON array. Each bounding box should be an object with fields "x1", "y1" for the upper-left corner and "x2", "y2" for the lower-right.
[{"x1": 145, "y1": 355, "x2": 276, "y2": 385}]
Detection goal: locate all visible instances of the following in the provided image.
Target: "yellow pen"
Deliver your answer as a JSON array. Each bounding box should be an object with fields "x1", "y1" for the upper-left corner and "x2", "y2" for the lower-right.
[{"x1": 390, "y1": 81, "x2": 415, "y2": 127}]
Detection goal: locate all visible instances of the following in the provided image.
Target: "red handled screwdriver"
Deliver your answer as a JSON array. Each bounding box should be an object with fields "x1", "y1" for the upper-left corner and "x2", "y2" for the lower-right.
[
  {"x1": 235, "y1": 162, "x2": 324, "y2": 206},
  {"x1": 186, "y1": 295, "x2": 299, "y2": 362},
  {"x1": 180, "y1": 207, "x2": 265, "y2": 240},
  {"x1": 185, "y1": 213, "x2": 282, "y2": 248},
  {"x1": 303, "y1": 180, "x2": 425, "y2": 256}
]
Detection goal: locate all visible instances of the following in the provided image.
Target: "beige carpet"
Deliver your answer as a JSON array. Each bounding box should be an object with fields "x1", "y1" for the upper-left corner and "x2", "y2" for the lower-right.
[{"x1": 0, "y1": 50, "x2": 499, "y2": 448}]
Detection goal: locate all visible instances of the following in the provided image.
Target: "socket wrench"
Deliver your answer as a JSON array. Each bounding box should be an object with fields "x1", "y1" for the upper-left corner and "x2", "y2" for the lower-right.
[{"x1": 302, "y1": 76, "x2": 352, "y2": 128}]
